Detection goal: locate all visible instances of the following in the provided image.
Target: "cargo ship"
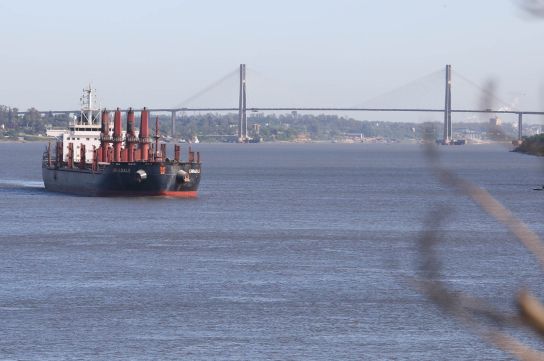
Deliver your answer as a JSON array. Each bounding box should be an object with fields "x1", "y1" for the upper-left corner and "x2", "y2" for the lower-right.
[{"x1": 42, "y1": 86, "x2": 201, "y2": 197}]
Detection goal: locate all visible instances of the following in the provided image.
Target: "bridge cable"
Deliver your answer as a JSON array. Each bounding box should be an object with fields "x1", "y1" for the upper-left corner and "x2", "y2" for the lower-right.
[
  {"x1": 452, "y1": 70, "x2": 513, "y2": 110},
  {"x1": 174, "y1": 68, "x2": 239, "y2": 108},
  {"x1": 352, "y1": 68, "x2": 445, "y2": 108}
]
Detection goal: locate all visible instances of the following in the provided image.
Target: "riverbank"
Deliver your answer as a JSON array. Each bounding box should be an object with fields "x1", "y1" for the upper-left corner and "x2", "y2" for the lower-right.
[
  {"x1": 0, "y1": 135, "x2": 53, "y2": 143},
  {"x1": 514, "y1": 134, "x2": 544, "y2": 156}
]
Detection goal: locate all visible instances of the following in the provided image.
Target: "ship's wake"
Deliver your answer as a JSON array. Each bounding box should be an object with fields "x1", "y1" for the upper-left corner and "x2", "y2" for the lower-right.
[{"x1": 0, "y1": 179, "x2": 45, "y2": 194}]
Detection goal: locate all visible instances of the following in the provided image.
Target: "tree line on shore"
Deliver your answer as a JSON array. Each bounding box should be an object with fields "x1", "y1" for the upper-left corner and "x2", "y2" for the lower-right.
[
  {"x1": 0, "y1": 106, "x2": 70, "y2": 137},
  {"x1": 514, "y1": 133, "x2": 544, "y2": 156}
]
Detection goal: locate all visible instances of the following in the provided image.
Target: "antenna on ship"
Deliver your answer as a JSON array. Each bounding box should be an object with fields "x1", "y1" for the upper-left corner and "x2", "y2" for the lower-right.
[{"x1": 80, "y1": 84, "x2": 100, "y2": 125}]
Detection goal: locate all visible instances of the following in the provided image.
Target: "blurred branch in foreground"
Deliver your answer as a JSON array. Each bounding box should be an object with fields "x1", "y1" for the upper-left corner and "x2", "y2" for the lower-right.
[
  {"x1": 418, "y1": 140, "x2": 544, "y2": 360},
  {"x1": 516, "y1": 0, "x2": 544, "y2": 18}
]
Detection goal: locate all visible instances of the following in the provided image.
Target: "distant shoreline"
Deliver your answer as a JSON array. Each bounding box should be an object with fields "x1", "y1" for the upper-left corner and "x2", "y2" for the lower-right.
[
  {"x1": 0, "y1": 137, "x2": 516, "y2": 146},
  {"x1": 0, "y1": 136, "x2": 53, "y2": 143}
]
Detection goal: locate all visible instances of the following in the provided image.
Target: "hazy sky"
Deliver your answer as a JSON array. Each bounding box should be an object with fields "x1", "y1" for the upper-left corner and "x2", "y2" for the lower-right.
[{"x1": 1, "y1": 0, "x2": 544, "y2": 122}]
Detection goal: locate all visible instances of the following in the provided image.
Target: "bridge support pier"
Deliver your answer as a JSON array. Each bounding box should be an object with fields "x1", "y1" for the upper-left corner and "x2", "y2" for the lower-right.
[
  {"x1": 518, "y1": 113, "x2": 523, "y2": 141},
  {"x1": 171, "y1": 110, "x2": 176, "y2": 138}
]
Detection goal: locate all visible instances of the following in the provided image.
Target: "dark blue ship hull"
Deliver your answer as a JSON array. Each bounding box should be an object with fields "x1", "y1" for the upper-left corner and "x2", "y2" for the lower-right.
[{"x1": 42, "y1": 162, "x2": 200, "y2": 197}]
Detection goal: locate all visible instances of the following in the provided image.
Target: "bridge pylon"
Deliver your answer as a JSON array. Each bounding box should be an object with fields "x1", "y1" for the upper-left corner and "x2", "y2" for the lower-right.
[
  {"x1": 443, "y1": 64, "x2": 452, "y2": 144},
  {"x1": 238, "y1": 64, "x2": 248, "y2": 142}
]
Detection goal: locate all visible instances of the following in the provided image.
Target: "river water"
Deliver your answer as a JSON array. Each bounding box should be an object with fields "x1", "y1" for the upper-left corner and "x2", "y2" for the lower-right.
[{"x1": 0, "y1": 142, "x2": 543, "y2": 360}]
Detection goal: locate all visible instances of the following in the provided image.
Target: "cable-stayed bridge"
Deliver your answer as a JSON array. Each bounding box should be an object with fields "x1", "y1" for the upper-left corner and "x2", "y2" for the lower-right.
[{"x1": 22, "y1": 64, "x2": 544, "y2": 143}]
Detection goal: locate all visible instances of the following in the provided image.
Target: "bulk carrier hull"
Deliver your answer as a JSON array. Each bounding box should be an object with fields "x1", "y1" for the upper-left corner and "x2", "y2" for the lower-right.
[{"x1": 42, "y1": 162, "x2": 200, "y2": 197}]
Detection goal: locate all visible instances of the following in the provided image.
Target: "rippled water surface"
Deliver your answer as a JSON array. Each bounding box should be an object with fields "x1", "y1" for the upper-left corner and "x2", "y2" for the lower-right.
[{"x1": 0, "y1": 142, "x2": 543, "y2": 360}]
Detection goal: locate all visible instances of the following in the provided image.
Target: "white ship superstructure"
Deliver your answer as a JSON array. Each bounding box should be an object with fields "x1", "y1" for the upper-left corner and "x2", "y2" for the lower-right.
[
  {"x1": 61, "y1": 86, "x2": 127, "y2": 162},
  {"x1": 61, "y1": 85, "x2": 102, "y2": 162}
]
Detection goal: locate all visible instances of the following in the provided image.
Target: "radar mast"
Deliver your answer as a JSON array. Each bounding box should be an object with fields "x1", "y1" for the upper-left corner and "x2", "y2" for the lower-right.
[{"x1": 79, "y1": 85, "x2": 100, "y2": 125}]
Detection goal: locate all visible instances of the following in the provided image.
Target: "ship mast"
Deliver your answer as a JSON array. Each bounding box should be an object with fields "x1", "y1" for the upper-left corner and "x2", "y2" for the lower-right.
[{"x1": 79, "y1": 85, "x2": 99, "y2": 125}]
